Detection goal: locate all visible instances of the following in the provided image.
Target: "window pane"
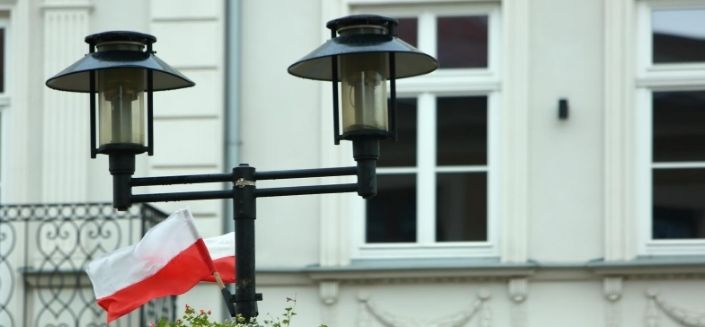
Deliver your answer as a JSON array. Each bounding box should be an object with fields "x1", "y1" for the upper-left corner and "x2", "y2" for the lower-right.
[
  {"x1": 436, "y1": 172, "x2": 487, "y2": 242},
  {"x1": 378, "y1": 98, "x2": 417, "y2": 167},
  {"x1": 396, "y1": 17, "x2": 418, "y2": 47},
  {"x1": 0, "y1": 29, "x2": 4, "y2": 93},
  {"x1": 653, "y1": 168, "x2": 705, "y2": 239},
  {"x1": 653, "y1": 91, "x2": 705, "y2": 162},
  {"x1": 437, "y1": 16, "x2": 488, "y2": 68},
  {"x1": 366, "y1": 174, "x2": 416, "y2": 243},
  {"x1": 437, "y1": 96, "x2": 487, "y2": 166},
  {"x1": 652, "y1": 9, "x2": 705, "y2": 64}
]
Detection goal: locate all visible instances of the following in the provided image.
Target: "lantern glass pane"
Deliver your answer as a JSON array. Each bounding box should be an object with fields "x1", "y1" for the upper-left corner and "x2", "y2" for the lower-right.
[
  {"x1": 98, "y1": 68, "x2": 146, "y2": 146},
  {"x1": 341, "y1": 53, "x2": 389, "y2": 135}
]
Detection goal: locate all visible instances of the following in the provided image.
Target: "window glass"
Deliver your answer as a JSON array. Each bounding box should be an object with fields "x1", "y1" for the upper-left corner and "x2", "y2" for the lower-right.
[
  {"x1": 652, "y1": 9, "x2": 705, "y2": 64},
  {"x1": 436, "y1": 172, "x2": 487, "y2": 241},
  {"x1": 378, "y1": 98, "x2": 417, "y2": 167},
  {"x1": 437, "y1": 96, "x2": 487, "y2": 166},
  {"x1": 396, "y1": 18, "x2": 418, "y2": 47},
  {"x1": 652, "y1": 91, "x2": 705, "y2": 162},
  {"x1": 437, "y1": 16, "x2": 488, "y2": 68},
  {"x1": 653, "y1": 168, "x2": 705, "y2": 239},
  {"x1": 366, "y1": 174, "x2": 417, "y2": 243},
  {"x1": 0, "y1": 29, "x2": 4, "y2": 93}
]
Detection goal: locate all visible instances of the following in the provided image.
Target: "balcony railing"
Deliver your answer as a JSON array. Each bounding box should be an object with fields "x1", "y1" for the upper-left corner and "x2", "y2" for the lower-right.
[{"x1": 0, "y1": 202, "x2": 176, "y2": 327}]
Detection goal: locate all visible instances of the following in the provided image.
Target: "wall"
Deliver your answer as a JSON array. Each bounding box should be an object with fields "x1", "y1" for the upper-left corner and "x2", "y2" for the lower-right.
[
  {"x1": 1, "y1": 0, "x2": 228, "y2": 323},
  {"x1": 242, "y1": 1, "x2": 705, "y2": 327},
  {"x1": 527, "y1": 0, "x2": 604, "y2": 261},
  {"x1": 3, "y1": 0, "x2": 704, "y2": 326},
  {"x1": 241, "y1": 0, "x2": 324, "y2": 267}
]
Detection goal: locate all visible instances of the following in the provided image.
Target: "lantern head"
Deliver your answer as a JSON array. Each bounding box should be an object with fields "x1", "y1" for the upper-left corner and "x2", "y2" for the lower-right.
[
  {"x1": 46, "y1": 31, "x2": 194, "y2": 158},
  {"x1": 288, "y1": 14, "x2": 437, "y2": 144}
]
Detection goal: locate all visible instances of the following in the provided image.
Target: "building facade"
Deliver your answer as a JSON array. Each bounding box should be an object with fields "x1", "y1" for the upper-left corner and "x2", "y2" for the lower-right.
[
  {"x1": 243, "y1": 1, "x2": 705, "y2": 327},
  {"x1": 2, "y1": 0, "x2": 705, "y2": 326},
  {"x1": 0, "y1": 0, "x2": 228, "y2": 325}
]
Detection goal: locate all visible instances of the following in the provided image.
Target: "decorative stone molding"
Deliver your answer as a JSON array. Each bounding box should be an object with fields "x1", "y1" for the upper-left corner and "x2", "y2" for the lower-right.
[
  {"x1": 319, "y1": 281, "x2": 339, "y2": 305},
  {"x1": 604, "y1": 277, "x2": 623, "y2": 327},
  {"x1": 499, "y1": 0, "x2": 530, "y2": 264},
  {"x1": 604, "y1": 277, "x2": 623, "y2": 302},
  {"x1": 647, "y1": 289, "x2": 705, "y2": 327},
  {"x1": 508, "y1": 279, "x2": 527, "y2": 327},
  {"x1": 479, "y1": 290, "x2": 491, "y2": 327},
  {"x1": 39, "y1": 0, "x2": 93, "y2": 10},
  {"x1": 357, "y1": 290, "x2": 491, "y2": 327},
  {"x1": 646, "y1": 289, "x2": 661, "y2": 327},
  {"x1": 41, "y1": 0, "x2": 91, "y2": 202},
  {"x1": 603, "y1": 0, "x2": 636, "y2": 261},
  {"x1": 508, "y1": 278, "x2": 528, "y2": 303}
]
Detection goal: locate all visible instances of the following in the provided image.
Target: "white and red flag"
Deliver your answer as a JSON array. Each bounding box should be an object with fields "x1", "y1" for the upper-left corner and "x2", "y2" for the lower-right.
[
  {"x1": 203, "y1": 231, "x2": 236, "y2": 283},
  {"x1": 85, "y1": 209, "x2": 236, "y2": 323}
]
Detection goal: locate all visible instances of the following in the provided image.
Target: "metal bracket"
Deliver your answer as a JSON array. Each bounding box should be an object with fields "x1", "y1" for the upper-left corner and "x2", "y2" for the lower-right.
[
  {"x1": 235, "y1": 178, "x2": 256, "y2": 188},
  {"x1": 232, "y1": 293, "x2": 263, "y2": 303}
]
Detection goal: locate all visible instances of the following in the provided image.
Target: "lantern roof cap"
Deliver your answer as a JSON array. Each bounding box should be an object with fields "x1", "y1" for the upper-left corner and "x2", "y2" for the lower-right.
[
  {"x1": 326, "y1": 14, "x2": 398, "y2": 31},
  {"x1": 46, "y1": 30, "x2": 194, "y2": 93},
  {"x1": 288, "y1": 14, "x2": 438, "y2": 81},
  {"x1": 85, "y1": 31, "x2": 156, "y2": 46}
]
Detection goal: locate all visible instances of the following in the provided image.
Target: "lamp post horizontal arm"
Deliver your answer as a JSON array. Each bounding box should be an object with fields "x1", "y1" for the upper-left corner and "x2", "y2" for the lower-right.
[
  {"x1": 127, "y1": 165, "x2": 362, "y2": 203},
  {"x1": 130, "y1": 182, "x2": 361, "y2": 203},
  {"x1": 131, "y1": 189, "x2": 234, "y2": 203},
  {"x1": 130, "y1": 166, "x2": 358, "y2": 187},
  {"x1": 131, "y1": 173, "x2": 234, "y2": 186},
  {"x1": 255, "y1": 183, "x2": 358, "y2": 197},
  {"x1": 255, "y1": 166, "x2": 357, "y2": 180}
]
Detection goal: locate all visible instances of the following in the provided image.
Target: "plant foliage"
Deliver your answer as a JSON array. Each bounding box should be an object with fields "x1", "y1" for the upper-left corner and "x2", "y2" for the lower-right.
[{"x1": 151, "y1": 301, "x2": 327, "y2": 327}]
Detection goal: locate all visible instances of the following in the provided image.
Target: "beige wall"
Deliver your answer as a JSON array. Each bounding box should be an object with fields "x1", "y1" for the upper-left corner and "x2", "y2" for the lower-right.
[
  {"x1": 241, "y1": 0, "x2": 325, "y2": 267},
  {"x1": 2, "y1": 0, "x2": 228, "y2": 321},
  {"x1": 241, "y1": 1, "x2": 705, "y2": 327},
  {"x1": 5, "y1": 0, "x2": 705, "y2": 326},
  {"x1": 527, "y1": 0, "x2": 604, "y2": 261}
]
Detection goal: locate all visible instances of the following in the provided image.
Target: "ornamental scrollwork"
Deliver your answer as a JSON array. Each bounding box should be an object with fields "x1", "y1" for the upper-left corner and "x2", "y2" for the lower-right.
[
  {"x1": 0, "y1": 203, "x2": 173, "y2": 327},
  {"x1": 647, "y1": 289, "x2": 705, "y2": 327},
  {"x1": 357, "y1": 290, "x2": 491, "y2": 327}
]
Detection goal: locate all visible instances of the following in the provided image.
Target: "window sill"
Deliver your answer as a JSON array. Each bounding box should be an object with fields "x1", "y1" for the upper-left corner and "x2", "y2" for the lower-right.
[
  {"x1": 304, "y1": 257, "x2": 535, "y2": 281},
  {"x1": 353, "y1": 242, "x2": 499, "y2": 259},
  {"x1": 255, "y1": 256, "x2": 705, "y2": 285},
  {"x1": 641, "y1": 239, "x2": 705, "y2": 256},
  {"x1": 587, "y1": 255, "x2": 705, "y2": 276}
]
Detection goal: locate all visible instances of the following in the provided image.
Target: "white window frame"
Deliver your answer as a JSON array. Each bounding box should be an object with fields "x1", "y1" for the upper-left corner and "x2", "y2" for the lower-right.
[
  {"x1": 635, "y1": 0, "x2": 705, "y2": 255},
  {"x1": 0, "y1": 16, "x2": 9, "y2": 203},
  {"x1": 344, "y1": 3, "x2": 502, "y2": 259}
]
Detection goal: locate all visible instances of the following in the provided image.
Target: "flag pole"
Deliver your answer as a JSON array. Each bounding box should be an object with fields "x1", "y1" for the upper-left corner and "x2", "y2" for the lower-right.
[{"x1": 214, "y1": 271, "x2": 236, "y2": 317}]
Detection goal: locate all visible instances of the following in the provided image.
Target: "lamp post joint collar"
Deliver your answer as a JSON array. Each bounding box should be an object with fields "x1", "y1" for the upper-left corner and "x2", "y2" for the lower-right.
[{"x1": 235, "y1": 178, "x2": 255, "y2": 188}]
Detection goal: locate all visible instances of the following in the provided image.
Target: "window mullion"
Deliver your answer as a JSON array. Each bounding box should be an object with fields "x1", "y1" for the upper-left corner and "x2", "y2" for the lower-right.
[
  {"x1": 636, "y1": 89, "x2": 651, "y2": 253},
  {"x1": 418, "y1": 11, "x2": 436, "y2": 58},
  {"x1": 417, "y1": 93, "x2": 436, "y2": 244}
]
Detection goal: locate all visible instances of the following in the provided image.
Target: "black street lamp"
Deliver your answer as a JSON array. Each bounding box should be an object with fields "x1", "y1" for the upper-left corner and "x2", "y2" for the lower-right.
[{"x1": 46, "y1": 15, "x2": 436, "y2": 321}]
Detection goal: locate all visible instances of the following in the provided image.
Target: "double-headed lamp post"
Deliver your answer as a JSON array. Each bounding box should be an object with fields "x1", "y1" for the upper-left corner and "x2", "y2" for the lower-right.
[{"x1": 46, "y1": 15, "x2": 436, "y2": 321}]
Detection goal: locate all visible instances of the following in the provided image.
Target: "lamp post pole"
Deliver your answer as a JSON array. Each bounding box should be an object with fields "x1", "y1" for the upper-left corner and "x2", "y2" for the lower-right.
[
  {"x1": 232, "y1": 164, "x2": 257, "y2": 318},
  {"x1": 45, "y1": 15, "x2": 437, "y2": 322}
]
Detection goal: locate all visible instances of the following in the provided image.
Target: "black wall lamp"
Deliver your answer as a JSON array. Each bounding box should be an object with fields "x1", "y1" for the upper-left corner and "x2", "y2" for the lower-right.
[
  {"x1": 558, "y1": 98, "x2": 569, "y2": 120},
  {"x1": 46, "y1": 15, "x2": 437, "y2": 321}
]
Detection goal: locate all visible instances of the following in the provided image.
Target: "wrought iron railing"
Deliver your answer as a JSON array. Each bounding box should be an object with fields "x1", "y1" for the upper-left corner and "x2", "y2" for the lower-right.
[{"x1": 0, "y1": 202, "x2": 176, "y2": 327}]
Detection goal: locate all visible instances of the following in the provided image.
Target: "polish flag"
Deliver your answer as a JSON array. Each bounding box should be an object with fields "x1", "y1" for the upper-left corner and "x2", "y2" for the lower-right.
[
  {"x1": 203, "y1": 232, "x2": 236, "y2": 283},
  {"x1": 86, "y1": 209, "x2": 235, "y2": 323}
]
